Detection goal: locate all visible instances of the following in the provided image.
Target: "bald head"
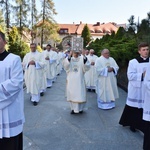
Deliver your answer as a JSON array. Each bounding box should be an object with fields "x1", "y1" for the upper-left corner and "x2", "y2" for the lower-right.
[
  {"x1": 90, "y1": 49, "x2": 95, "y2": 55},
  {"x1": 101, "y1": 49, "x2": 110, "y2": 58},
  {"x1": 90, "y1": 49, "x2": 94, "y2": 53}
]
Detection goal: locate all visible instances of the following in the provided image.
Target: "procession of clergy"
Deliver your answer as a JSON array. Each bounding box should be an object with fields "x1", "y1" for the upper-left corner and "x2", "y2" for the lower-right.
[
  {"x1": 22, "y1": 43, "x2": 119, "y2": 110},
  {"x1": 22, "y1": 41, "x2": 150, "y2": 149}
]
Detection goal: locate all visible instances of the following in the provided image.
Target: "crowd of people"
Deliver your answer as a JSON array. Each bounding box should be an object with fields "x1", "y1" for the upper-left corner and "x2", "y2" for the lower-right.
[
  {"x1": 63, "y1": 48, "x2": 119, "y2": 113},
  {"x1": 1, "y1": 30, "x2": 150, "y2": 149},
  {"x1": 22, "y1": 43, "x2": 65, "y2": 106}
]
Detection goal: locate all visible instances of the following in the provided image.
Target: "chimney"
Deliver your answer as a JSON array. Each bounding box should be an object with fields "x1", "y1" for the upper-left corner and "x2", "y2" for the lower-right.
[
  {"x1": 97, "y1": 22, "x2": 100, "y2": 25},
  {"x1": 80, "y1": 21, "x2": 82, "y2": 24}
]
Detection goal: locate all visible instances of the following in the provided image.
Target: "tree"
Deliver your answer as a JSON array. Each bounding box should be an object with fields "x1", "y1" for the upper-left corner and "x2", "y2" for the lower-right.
[
  {"x1": 30, "y1": 0, "x2": 38, "y2": 42},
  {"x1": 127, "y1": 15, "x2": 136, "y2": 35},
  {"x1": 147, "y1": 12, "x2": 150, "y2": 25},
  {"x1": 115, "y1": 27, "x2": 126, "y2": 39},
  {"x1": 81, "y1": 24, "x2": 91, "y2": 48},
  {"x1": 0, "y1": 0, "x2": 12, "y2": 34},
  {"x1": 8, "y1": 26, "x2": 30, "y2": 58},
  {"x1": 37, "y1": 0, "x2": 58, "y2": 48},
  {"x1": 13, "y1": 0, "x2": 30, "y2": 39},
  {"x1": 137, "y1": 19, "x2": 150, "y2": 44},
  {"x1": 0, "y1": 10, "x2": 6, "y2": 33}
]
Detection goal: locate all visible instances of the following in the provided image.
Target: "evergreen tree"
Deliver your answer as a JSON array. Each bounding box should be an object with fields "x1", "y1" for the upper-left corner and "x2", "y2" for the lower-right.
[
  {"x1": 30, "y1": 0, "x2": 38, "y2": 42},
  {"x1": 81, "y1": 24, "x2": 91, "y2": 48},
  {"x1": 13, "y1": 0, "x2": 30, "y2": 38},
  {"x1": 115, "y1": 27, "x2": 126, "y2": 39},
  {"x1": 127, "y1": 15, "x2": 136, "y2": 35},
  {"x1": 37, "y1": 0, "x2": 58, "y2": 48},
  {"x1": 147, "y1": 12, "x2": 150, "y2": 24},
  {"x1": 137, "y1": 19, "x2": 150, "y2": 43},
  {"x1": 0, "y1": 10, "x2": 6, "y2": 32},
  {"x1": 8, "y1": 26, "x2": 30, "y2": 58},
  {"x1": 0, "y1": 0, "x2": 12, "y2": 34}
]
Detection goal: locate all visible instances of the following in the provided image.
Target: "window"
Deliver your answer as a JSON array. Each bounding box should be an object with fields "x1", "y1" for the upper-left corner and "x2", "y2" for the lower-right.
[{"x1": 59, "y1": 29, "x2": 68, "y2": 34}]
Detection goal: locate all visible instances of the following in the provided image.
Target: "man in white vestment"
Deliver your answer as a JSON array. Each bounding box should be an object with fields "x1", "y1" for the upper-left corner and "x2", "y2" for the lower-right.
[
  {"x1": 0, "y1": 31, "x2": 25, "y2": 150},
  {"x1": 42, "y1": 44, "x2": 57, "y2": 88},
  {"x1": 84, "y1": 49, "x2": 98, "y2": 91},
  {"x1": 23, "y1": 43, "x2": 44, "y2": 106},
  {"x1": 95, "y1": 49, "x2": 119, "y2": 109},
  {"x1": 119, "y1": 42, "x2": 150, "y2": 133},
  {"x1": 63, "y1": 50, "x2": 90, "y2": 114}
]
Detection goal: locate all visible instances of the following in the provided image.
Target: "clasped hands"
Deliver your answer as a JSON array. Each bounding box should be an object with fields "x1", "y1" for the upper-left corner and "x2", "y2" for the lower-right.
[
  {"x1": 107, "y1": 66, "x2": 114, "y2": 72},
  {"x1": 29, "y1": 60, "x2": 35, "y2": 65},
  {"x1": 45, "y1": 56, "x2": 50, "y2": 60},
  {"x1": 91, "y1": 62, "x2": 95, "y2": 65}
]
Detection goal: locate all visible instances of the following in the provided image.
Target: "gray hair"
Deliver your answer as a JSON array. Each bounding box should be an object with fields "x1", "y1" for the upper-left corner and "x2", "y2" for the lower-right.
[{"x1": 101, "y1": 49, "x2": 109, "y2": 54}]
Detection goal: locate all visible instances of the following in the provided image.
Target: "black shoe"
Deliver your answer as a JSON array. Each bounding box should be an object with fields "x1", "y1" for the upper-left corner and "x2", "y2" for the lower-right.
[
  {"x1": 70, "y1": 110, "x2": 75, "y2": 114},
  {"x1": 79, "y1": 111, "x2": 83, "y2": 114},
  {"x1": 40, "y1": 92, "x2": 44, "y2": 96},
  {"x1": 33, "y1": 102, "x2": 38, "y2": 106},
  {"x1": 92, "y1": 89, "x2": 96, "y2": 92},
  {"x1": 130, "y1": 126, "x2": 136, "y2": 132}
]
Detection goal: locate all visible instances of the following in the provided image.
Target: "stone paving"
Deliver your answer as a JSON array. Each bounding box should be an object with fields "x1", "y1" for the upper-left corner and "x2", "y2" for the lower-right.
[{"x1": 23, "y1": 71, "x2": 143, "y2": 150}]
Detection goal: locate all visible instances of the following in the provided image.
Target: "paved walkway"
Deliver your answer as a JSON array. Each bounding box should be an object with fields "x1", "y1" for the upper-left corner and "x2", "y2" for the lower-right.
[{"x1": 23, "y1": 71, "x2": 143, "y2": 150}]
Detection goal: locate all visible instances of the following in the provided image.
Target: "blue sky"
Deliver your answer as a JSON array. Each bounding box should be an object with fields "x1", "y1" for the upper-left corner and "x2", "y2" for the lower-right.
[{"x1": 52, "y1": 0, "x2": 150, "y2": 24}]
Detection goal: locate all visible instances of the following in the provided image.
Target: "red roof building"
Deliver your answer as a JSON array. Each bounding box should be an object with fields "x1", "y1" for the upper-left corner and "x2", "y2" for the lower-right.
[
  {"x1": 58, "y1": 21, "x2": 125, "y2": 40},
  {"x1": 58, "y1": 21, "x2": 126, "y2": 49}
]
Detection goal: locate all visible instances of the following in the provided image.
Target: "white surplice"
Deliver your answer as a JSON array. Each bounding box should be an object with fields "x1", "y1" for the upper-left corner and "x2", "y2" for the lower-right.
[
  {"x1": 126, "y1": 59, "x2": 150, "y2": 109},
  {"x1": 23, "y1": 51, "x2": 44, "y2": 102},
  {"x1": 63, "y1": 56, "x2": 90, "y2": 113},
  {"x1": 84, "y1": 54, "x2": 98, "y2": 90},
  {"x1": 95, "y1": 56, "x2": 119, "y2": 109},
  {"x1": 0, "y1": 54, "x2": 25, "y2": 138},
  {"x1": 143, "y1": 63, "x2": 150, "y2": 121}
]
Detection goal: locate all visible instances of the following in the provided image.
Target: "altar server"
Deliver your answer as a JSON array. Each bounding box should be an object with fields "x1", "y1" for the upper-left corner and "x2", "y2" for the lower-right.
[
  {"x1": 0, "y1": 31, "x2": 25, "y2": 150},
  {"x1": 119, "y1": 42, "x2": 149, "y2": 133}
]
